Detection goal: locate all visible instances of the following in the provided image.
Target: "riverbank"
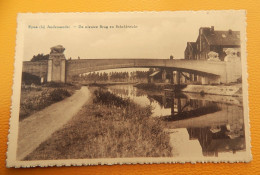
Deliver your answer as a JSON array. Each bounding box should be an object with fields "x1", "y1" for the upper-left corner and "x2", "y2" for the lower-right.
[
  {"x1": 182, "y1": 84, "x2": 242, "y2": 97},
  {"x1": 81, "y1": 81, "x2": 137, "y2": 87},
  {"x1": 17, "y1": 86, "x2": 91, "y2": 160},
  {"x1": 134, "y1": 83, "x2": 186, "y2": 92},
  {"x1": 135, "y1": 83, "x2": 242, "y2": 96},
  {"x1": 24, "y1": 88, "x2": 171, "y2": 160},
  {"x1": 19, "y1": 82, "x2": 80, "y2": 121}
]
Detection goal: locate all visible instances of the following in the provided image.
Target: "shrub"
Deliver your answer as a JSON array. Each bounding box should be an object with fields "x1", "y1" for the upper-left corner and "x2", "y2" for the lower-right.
[
  {"x1": 20, "y1": 88, "x2": 71, "y2": 120},
  {"x1": 22, "y1": 72, "x2": 41, "y2": 85},
  {"x1": 49, "y1": 88, "x2": 71, "y2": 102},
  {"x1": 93, "y1": 89, "x2": 130, "y2": 108}
]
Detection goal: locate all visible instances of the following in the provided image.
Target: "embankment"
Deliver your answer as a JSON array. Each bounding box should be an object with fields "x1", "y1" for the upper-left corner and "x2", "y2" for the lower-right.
[
  {"x1": 182, "y1": 84, "x2": 242, "y2": 96},
  {"x1": 17, "y1": 86, "x2": 91, "y2": 160},
  {"x1": 25, "y1": 88, "x2": 171, "y2": 160},
  {"x1": 19, "y1": 82, "x2": 80, "y2": 121},
  {"x1": 134, "y1": 83, "x2": 186, "y2": 92},
  {"x1": 135, "y1": 83, "x2": 242, "y2": 96}
]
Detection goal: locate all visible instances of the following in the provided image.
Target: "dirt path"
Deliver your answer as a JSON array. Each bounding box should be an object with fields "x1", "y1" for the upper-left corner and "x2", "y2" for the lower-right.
[{"x1": 17, "y1": 86, "x2": 91, "y2": 160}]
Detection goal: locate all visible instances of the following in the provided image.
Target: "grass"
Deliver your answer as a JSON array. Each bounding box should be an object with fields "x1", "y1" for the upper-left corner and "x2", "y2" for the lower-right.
[
  {"x1": 19, "y1": 83, "x2": 79, "y2": 121},
  {"x1": 93, "y1": 89, "x2": 131, "y2": 108},
  {"x1": 24, "y1": 89, "x2": 171, "y2": 160}
]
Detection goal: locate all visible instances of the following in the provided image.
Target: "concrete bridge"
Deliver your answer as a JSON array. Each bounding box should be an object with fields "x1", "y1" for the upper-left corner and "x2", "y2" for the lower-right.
[{"x1": 22, "y1": 46, "x2": 242, "y2": 84}]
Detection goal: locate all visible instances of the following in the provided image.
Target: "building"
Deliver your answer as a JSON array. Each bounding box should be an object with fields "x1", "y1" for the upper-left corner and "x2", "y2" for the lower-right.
[
  {"x1": 184, "y1": 42, "x2": 197, "y2": 60},
  {"x1": 184, "y1": 26, "x2": 240, "y2": 61},
  {"x1": 182, "y1": 26, "x2": 241, "y2": 85}
]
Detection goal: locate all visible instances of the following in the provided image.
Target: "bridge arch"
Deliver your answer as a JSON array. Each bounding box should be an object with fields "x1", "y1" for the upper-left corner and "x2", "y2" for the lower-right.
[
  {"x1": 22, "y1": 51, "x2": 242, "y2": 85},
  {"x1": 22, "y1": 46, "x2": 242, "y2": 85},
  {"x1": 22, "y1": 58, "x2": 242, "y2": 84},
  {"x1": 65, "y1": 59, "x2": 241, "y2": 84}
]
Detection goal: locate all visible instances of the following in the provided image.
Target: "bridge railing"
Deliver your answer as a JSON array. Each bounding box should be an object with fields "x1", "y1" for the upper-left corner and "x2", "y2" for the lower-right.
[
  {"x1": 20, "y1": 58, "x2": 241, "y2": 84},
  {"x1": 65, "y1": 58, "x2": 230, "y2": 77}
]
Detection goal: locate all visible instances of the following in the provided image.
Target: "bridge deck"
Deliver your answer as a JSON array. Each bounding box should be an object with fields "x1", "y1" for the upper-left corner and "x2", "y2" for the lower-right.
[
  {"x1": 66, "y1": 59, "x2": 227, "y2": 76},
  {"x1": 22, "y1": 59, "x2": 242, "y2": 84}
]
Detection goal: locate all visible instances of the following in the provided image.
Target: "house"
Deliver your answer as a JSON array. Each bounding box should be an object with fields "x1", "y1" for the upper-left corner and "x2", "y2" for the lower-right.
[
  {"x1": 184, "y1": 26, "x2": 240, "y2": 61},
  {"x1": 182, "y1": 26, "x2": 241, "y2": 85},
  {"x1": 184, "y1": 42, "x2": 197, "y2": 60}
]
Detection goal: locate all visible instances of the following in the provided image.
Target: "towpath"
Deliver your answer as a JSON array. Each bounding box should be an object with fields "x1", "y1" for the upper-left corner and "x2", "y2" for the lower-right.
[{"x1": 17, "y1": 86, "x2": 90, "y2": 160}]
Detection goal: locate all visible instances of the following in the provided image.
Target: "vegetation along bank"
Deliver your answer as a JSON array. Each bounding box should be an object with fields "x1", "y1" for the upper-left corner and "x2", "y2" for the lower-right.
[{"x1": 24, "y1": 88, "x2": 172, "y2": 160}]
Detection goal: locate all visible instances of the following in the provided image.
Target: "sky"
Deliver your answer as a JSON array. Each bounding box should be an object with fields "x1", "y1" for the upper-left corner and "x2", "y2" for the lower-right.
[{"x1": 20, "y1": 11, "x2": 246, "y2": 61}]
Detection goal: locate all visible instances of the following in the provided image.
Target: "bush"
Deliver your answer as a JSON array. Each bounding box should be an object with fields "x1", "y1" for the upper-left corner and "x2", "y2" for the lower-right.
[
  {"x1": 31, "y1": 54, "x2": 49, "y2": 61},
  {"x1": 49, "y1": 88, "x2": 71, "y2": 102},
  {"x1": 93, "y1": 89, "x2": 130, "y2": 108},
  {"x1": 22, "y1": 72, "x2": 41, "y2": 85},
  {"x1": 20, "y1": 88, "x2": 71, "y2": 120}
]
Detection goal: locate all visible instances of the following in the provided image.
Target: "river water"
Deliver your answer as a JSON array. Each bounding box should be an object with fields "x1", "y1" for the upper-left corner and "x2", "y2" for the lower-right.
[{"x1": 107, "y1": 84, "x2": 246, "y2": 158}]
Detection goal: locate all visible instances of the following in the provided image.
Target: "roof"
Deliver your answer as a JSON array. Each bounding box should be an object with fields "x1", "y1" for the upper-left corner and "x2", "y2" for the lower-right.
[
  {"x1": 203, "y1": 30, "x2": 240, "y2": 46},
  {"x1": 185, "y1": 42, "x2": 197, "y2": 52},
  {"x1": 189, "y1": 42, "x2": 197, "y2": 49}
]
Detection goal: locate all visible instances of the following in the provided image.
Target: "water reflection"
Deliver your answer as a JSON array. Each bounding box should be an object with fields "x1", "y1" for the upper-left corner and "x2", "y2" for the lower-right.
[{"x1": 107, "y1": 84, "x2": 246, "y2": 157}]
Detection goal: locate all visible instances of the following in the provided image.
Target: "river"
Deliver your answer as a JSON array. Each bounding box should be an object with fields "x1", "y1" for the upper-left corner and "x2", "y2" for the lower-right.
[{"x1": 106, "y1": 84, "x2": 246, "y2": 159}]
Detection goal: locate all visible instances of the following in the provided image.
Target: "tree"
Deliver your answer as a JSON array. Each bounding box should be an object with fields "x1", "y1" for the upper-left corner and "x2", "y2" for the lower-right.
[{"x1": 31, "y1": 54, "x2": 49, "y2": 61}]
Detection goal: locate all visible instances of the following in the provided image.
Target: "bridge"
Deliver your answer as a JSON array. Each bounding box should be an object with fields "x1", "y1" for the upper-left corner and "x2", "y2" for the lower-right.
[{"x1": 22, "y1": 46, "x2": 242, "y2": 84}]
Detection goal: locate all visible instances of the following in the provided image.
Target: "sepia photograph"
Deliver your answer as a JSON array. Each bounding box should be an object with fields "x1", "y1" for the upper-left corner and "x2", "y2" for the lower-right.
[{"x1": 7, "y1": 10, "x2": 251, "y2": 167}]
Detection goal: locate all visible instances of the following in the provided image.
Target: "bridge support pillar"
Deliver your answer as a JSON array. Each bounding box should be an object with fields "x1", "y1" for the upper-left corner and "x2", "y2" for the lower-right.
[
  {"x1": 225, "y1": 61, "x2": 242, "y2": 83},
  {"x1": 176, "y1": 71, "x2": 181, "y2": 85},
  {"x1": 176, "y1": 98, "x2": 181, "y2": 114},
  {"x1": 47, "y1": 59, "x2": 52, "y2": 82},
  {"x1": 173, "y1": 71, "x2": 181, "y2": 85},
  {"x1": 162, "y1": 69, "x2": 167, "y2": 83},
  {"x1": 170, "y1": 70, "x2": 174, "y2": 84},
  {"x1": 47, "y1": 45, "x2": 66, "y2": 83},
  {"x1": 171, "y1": 97, "x2": 175, "y2": 116},
  {"x1": 189, "y1": 73, "x2": 193, "y2": 82}
]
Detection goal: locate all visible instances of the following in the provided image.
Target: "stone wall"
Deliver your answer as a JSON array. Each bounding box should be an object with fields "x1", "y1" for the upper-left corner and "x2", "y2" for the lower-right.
[{"x1": 22, "y1": 61, "x2": 48, "y2": 80}]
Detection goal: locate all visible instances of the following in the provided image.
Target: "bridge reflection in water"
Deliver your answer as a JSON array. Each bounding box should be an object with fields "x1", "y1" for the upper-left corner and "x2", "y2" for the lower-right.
[{"x1": 107, "y1": 84, "x2": 246, "y2": 157}]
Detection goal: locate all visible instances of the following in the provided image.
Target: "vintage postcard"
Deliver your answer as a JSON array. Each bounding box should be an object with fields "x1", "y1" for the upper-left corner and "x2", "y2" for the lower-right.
[{"x1": 7, "y1": 11, "x2": 251, "y2": 168}]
